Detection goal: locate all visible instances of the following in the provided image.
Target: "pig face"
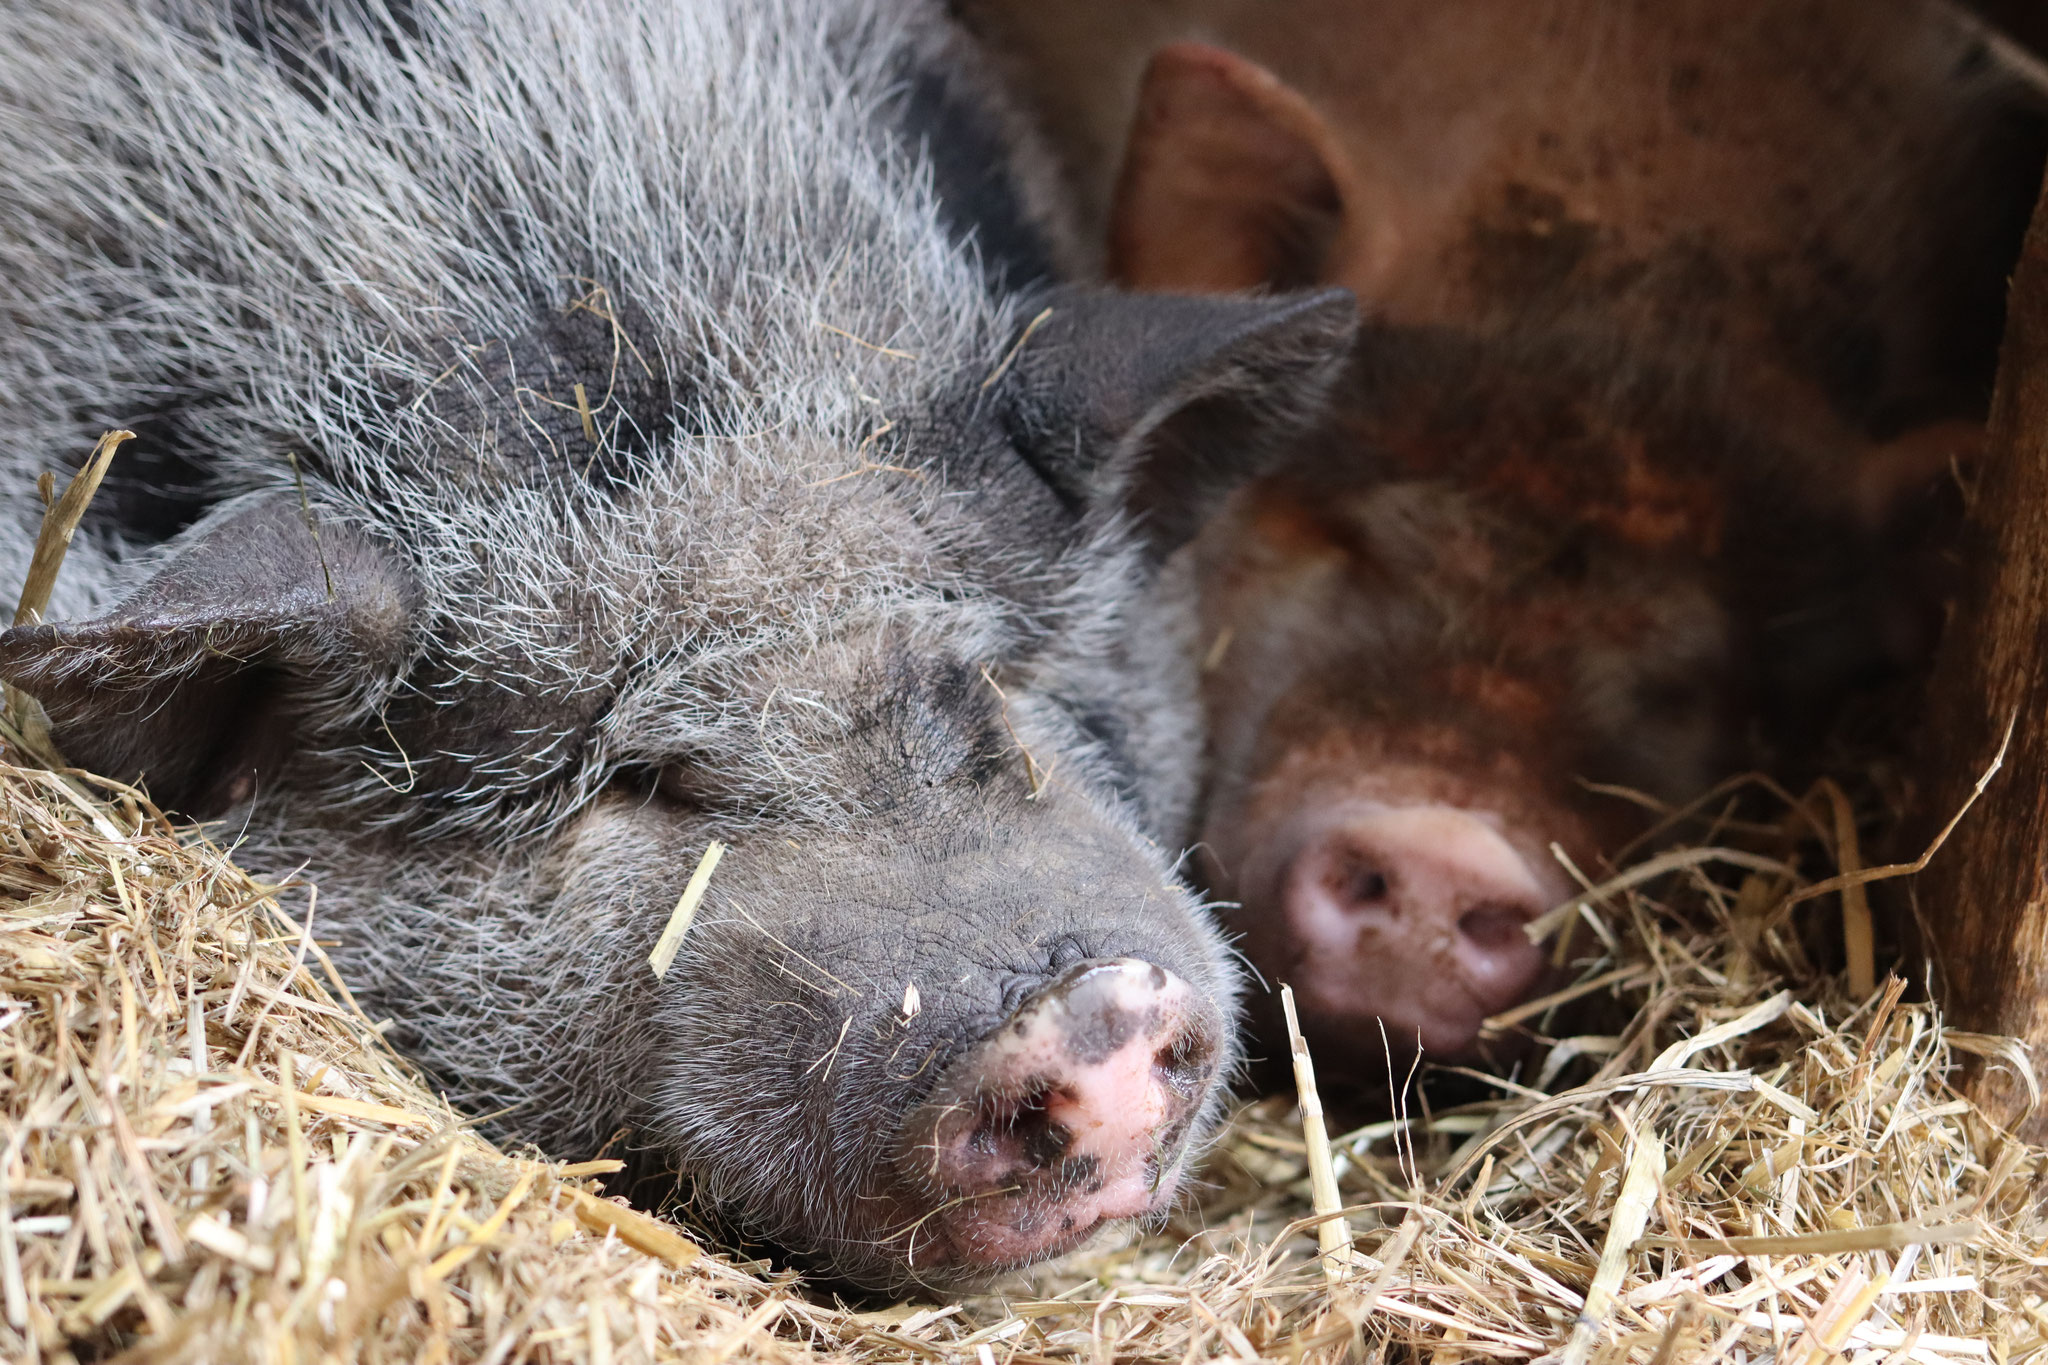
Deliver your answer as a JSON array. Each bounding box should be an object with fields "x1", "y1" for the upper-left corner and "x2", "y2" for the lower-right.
[
  {"x1": 326, "y1": 729, "x2": 1242, "y2": 1290},
  {"x1": 596, "y1": 785, "x2": 1239, "y2": 1285},
  {"x1": 1096, "y1": 28, "x2": 2020, "y2": 1078},
  {"x1": 1188, "y1": 331, "x2": 1775, "y2": 1068},
  {"x1": 539, "y1": 636, "x2": 1257, "y2": 1287},
  {"x1": 1188, "y1": 327, "x2": 1954, "y2": 1072}
]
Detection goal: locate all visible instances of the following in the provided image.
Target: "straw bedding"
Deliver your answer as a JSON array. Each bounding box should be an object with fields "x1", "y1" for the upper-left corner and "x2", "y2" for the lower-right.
[{"x1": 0, "y1": 751, "x2": 2042, "y2": 1363}]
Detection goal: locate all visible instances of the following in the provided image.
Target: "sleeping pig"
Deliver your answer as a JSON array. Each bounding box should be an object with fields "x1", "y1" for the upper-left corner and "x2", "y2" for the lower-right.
[
  {"x1": 0, "y1": 0, "x2": 1356, "y2": 1288},
  {"x1": 974, "y1": 0, "x2": 2046, "y2": 1079}
]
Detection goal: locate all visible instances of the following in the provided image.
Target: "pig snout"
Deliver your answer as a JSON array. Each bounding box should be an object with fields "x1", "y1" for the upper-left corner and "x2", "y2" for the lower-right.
[
  {"x1": 897, "y1": 958, "x2": 1222, "y2": 1273},
  {"x1": 1272, "y1": 806, "x2": 1555, "y2": 1058}
]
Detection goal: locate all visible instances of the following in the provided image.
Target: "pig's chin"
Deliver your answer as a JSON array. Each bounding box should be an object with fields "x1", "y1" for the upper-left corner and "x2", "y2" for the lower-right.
[
  {"x1": 894, "y1": 1160, "x2": 1192, "y2": 1281},
  {"x1": 1218, "y1": 795, "x2": 1574, "y2": 1065}
]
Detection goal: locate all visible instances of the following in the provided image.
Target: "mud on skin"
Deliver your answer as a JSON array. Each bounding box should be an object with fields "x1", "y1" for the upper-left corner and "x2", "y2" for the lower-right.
[
  {"x1": 1036, "y1": 0, "x2": 2045, "y2": 1087},
  {"x1": 0, "y1": 0, "x2": 1359, "y2": 1289}
]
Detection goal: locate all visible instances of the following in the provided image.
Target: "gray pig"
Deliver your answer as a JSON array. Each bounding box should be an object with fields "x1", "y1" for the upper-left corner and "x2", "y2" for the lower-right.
[{"x1": 0, "y1": 0, "x2": 1355, "y2": 1289}]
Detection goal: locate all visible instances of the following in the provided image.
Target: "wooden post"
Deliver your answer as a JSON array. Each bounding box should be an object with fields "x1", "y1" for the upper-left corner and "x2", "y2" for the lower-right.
[{"x1": 1918, "y1": 174, "x2": 2048, "y2": 1138}]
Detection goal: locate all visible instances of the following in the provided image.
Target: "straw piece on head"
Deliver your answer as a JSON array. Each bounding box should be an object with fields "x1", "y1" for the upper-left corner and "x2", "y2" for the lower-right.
[
  {"x1": 12, "y1": 429, "x2": 130, "y2": 630},
  {"x1": 648, "y1": 840, "x2": 725, "y2": 980},
  {"x1": 5, "y1": 429, "x2": 131, "y2": 769}
]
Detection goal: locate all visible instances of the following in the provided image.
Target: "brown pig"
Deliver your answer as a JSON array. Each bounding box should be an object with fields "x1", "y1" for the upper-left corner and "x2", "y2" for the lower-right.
[
  {"x1": 971, "y1": 0, "x2": 2048, "y2": 1079},
  {"x1": 1182, "y1": 323, "x2": 1938, "y2": 1071},
  {"x1": 1111, "y1": 1, "x2": 2047, "y2": 1079}
]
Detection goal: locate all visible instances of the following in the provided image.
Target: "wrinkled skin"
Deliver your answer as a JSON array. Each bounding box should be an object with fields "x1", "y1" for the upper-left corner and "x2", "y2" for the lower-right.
[
  {"x1": 966, "y1": 0, "x2": 2044, "y2": 1081},
  {"x1": 0, "y1": 0, "x2": 1360, "y2": 1289}
]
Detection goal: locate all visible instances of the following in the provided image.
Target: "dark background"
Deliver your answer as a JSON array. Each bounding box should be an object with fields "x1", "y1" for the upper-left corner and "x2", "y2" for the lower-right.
[{"x1": 1973, "y1": 1, "x2": 2048, "y2": 56}]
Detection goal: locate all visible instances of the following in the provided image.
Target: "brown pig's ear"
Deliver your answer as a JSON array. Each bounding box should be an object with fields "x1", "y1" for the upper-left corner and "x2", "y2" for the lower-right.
[
  {"x1": 1110, "y1": 41, "x2": 1355, "y2": 292},
  {"x1": 0, "y1": 494, "x2": 421, "y2": 814}
]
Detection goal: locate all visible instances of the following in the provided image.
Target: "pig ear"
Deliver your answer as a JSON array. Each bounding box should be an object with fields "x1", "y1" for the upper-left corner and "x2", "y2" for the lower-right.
[
  {"x1": 0, "y1": 495, "x2": 420, "y2": 814},
  {"x1": 1001, "y1": 285, "x2": 1356, "y2": 555},
  {"x1": 1110, "y1": 42, "x2": 1357, "y2": 292}
]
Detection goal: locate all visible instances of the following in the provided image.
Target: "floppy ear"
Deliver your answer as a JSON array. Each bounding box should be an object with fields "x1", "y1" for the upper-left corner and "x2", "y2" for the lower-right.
[
  {"x1": 999, "y1": 284, "x2": 1357, "y2": 557},
  {"x1": 0, "y1": 495, "x2": 420, "y2": 813},
  {"x1": 1110, "y1": 42, "x2": 1360, "y2": 293}
]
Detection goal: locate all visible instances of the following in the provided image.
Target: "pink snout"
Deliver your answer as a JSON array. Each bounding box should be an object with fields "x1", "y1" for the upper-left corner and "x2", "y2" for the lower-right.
[
  {"x1": 899, "y1": 959, "x2": 1221, "y2": 1273},
  {"x1": 1276, "y1": 805, "x2": 1557, "y2": 1057}
]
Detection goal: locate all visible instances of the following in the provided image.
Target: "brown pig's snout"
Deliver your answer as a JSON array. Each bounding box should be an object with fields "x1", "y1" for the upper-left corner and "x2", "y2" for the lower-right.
[
  {"x1": 1270, "y1": 805, "x2": 1561, "y2": 1058},
  {"x1": 897, "y1": 958, "x2": 1222, "y2": 1272}
]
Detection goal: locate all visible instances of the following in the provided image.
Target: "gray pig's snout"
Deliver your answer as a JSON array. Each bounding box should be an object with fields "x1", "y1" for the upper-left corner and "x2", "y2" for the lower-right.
[{"x1": 898, "y1": 958, "x2": 1222, "y2": 1271}]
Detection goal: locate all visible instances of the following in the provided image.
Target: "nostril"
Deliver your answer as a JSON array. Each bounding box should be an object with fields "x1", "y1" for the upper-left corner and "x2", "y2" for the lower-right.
[
  {"x1": 1458, "y1": 903, "x2": 1535, "y2": 953},
  {"x1": 1152, "y1": 1026, "x2": 1216, "y2": 1099},
  {"x1": 1327, "y1": 854, "x2": 1390, "y2": 908},
  {"x1": 1009, "y1": 1088, "x2": 1071, "y2": 1169},
  {"x1": 968, "y1": 1083, "x2": 1070, "y2": 1170}
]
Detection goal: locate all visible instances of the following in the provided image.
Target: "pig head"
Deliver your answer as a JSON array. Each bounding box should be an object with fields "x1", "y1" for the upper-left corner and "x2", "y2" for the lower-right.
[
  {"x1": 1095, "y1": 7, "x2": 2037, "y2": 1077},
  {"x1": 0, "y1": 283, "x2": 1355, "y2": 1293}
]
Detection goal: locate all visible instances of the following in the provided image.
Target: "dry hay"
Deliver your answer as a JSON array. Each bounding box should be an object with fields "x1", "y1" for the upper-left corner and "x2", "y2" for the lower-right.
[{"x1": 0, "y1": 752, "x2": 2044, "y2": 1364}]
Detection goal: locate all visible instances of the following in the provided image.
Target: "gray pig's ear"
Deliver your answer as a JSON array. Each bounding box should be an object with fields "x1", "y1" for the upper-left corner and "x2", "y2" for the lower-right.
[
  {"x1": 1000, "y1": 284, "x2": 1356, "y2": 556},
  {"x1": 0, "y1": 495, "x2": 420, "y2": 814}
]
